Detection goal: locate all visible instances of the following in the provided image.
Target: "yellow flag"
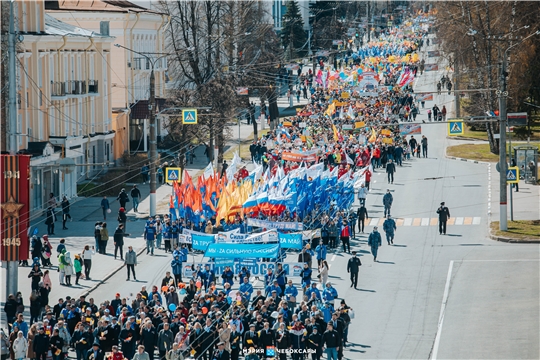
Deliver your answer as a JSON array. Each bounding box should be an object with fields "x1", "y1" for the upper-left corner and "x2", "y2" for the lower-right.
[
  {"x1": 368, "y1": 129, "x2": 377, "y2": 143},
  {"x1": 332, "y1": 125, "x2": 340, "y2": 141}
]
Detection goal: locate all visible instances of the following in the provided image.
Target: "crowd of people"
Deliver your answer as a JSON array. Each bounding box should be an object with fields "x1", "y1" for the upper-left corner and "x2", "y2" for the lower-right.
[{"x1": 2, "y1": 10, "x2": 442, "y2": 360}]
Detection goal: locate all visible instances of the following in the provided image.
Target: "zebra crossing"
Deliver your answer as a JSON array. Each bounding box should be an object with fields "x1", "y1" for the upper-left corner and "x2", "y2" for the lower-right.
[{"x1": 365, "y1": 217, "x2": 482, "y2": 227}]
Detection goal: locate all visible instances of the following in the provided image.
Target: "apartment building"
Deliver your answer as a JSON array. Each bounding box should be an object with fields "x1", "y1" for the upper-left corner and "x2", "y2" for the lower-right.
[
  {"x1": 13, "y1": 0, "x2": 113, "y2": 211},
  {"x1": 46, "y1": 0, "x2": 169, "y2": 157}
]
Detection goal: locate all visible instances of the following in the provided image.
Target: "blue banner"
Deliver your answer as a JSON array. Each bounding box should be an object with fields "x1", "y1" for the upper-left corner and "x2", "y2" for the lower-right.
[
  {"x1": 278, "y1": 233, "x2": 303, "y2": 249},
  {"x1": 205, "y1": 243, "x2": 280, "y2": 259},
  {"x1": 192, "y1": 233, "x2": 215, "y2": 251}
]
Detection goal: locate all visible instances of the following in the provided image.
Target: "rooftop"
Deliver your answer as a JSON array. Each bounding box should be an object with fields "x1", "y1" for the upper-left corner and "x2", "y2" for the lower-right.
[{"x1": 45, "y1": 0, "x2": 163, "y2": 14}]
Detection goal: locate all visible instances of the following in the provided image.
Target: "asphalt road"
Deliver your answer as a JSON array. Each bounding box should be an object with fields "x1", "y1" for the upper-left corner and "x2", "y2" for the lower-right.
[{"x1": 14, "y1": 39, "x2": 539, "y2": 360}]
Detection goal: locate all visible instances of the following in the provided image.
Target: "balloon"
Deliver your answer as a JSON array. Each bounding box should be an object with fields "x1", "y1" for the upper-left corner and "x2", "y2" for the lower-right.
[
  {"x1": 161, "y1": 286, "x2": 168, "y2": 293},
  {"x1": 178, "y1": 283, "x2": 185, "y2": 289},
  {"x1": 179, "y1": 289, "x2": 187, "y2": 295},
  {"x1": 169, "y1": 304, "x2": 176, "y2": 312},
  {"x1": 202, "y1": 307, "x2": 208, "y2": 315},
  {"x1": 227, "y1": 297, "x2": 232, "y2": 304},
  {"x1": 196, "y1": 281, "x2": 202, "y2": 288}
]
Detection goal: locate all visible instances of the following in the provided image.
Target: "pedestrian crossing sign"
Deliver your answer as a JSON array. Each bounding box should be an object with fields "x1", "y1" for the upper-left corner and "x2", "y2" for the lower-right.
[
  {"x1": 182, "y1": 109, "x2": 197, "y2": 124},
  {"x1": 448, "y1": 120, "x2": 464, "y2": 136},
  {"x1": 166, "y1": 167, "x2": 181, "y2": 183},
  {"x1": 506, "y1": 167, "x2": 519, "y2": 184}
]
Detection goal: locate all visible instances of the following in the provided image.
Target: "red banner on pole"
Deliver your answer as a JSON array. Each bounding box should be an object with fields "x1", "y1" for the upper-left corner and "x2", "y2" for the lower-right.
[{"x1": 1, "y1": 155, "x2": 31, "y2": 261}]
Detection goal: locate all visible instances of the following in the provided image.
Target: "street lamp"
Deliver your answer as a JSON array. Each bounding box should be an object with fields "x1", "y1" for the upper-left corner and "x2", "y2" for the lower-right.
[{"x1": 114, "y1": 43, "x2": 169, "y2": 217}]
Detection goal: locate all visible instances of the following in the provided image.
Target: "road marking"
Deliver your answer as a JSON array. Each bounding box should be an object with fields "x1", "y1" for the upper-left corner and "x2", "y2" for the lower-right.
[
  {"x1": 413, "y1": 218, "x2": 422, "y2": 226},
  {"x1": 430, "y1": 218, "x2": 438, "y2": 226},
  {"x1": 463, "y1": 217, "x2": 473, "y2": 225},
  {"x1": 369, "y1": 218, "x2": 379, "y2": 226},
  {"x1": 455, "y1": 217, "x2": 464, "y2": 225},
  {"x1": 396, "y1": 218, "x2": 404, "y2": 226},
  {"x1": 404, "y1": 218, "x2": 413, "y2": 226},
  {"x1": 331, "y1": 254, "x2": 336, "y2": 262},
  {"x1": 447, "y1": 217, "x2": 456, "y2": 225},
  {"x1": 421, "y1": 218, "x2": 430, "y2": 226},
  {"x1": 366, "y1": 217, "x2": 482, "y2": 227},
  {"x1": 378, "y1": 218, "x2": 385, "y2": 226},
  {"x1": 431, "y1": 260, "x2": 454, "y2": 360},
  {"x1": 472, "y1": 217, "x2": 481, "y2": 225}
]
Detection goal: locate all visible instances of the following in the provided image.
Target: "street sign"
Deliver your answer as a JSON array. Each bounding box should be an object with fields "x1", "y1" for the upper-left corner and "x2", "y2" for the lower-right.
[
  {"x1": 165, "y1": 167, "x2": 181, "y2": 183},
  {"x1": 507, "y1": 112, "x2": 527, "y2": 126},
  {"x1": 506, "y1": 166, "x2": 519, "y2": 183},
  {"x1": 448, "y1": 120, "x2": 464, "y2": 136},
  {"x1": 182, "y1": 109, "x2": 197, "y2": 124}
]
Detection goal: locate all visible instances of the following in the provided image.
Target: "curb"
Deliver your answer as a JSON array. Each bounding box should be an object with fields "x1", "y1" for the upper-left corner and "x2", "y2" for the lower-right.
[
  {"x1": 488, "y1": 227, "x2": 540, "y2": 244},
  {"x1": 445, "y1": 155, "x2": 491, "y2": 165},
  {"x1": 80, "y1": 245, "x2": 147, "y2": 298}
]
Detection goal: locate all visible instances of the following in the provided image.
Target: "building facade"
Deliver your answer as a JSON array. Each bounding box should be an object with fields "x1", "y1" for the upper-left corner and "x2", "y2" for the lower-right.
[
  {"x1": 46, "y1": 0, "x2": 169, "y2": 157},
  {"x1": 13, "y1": 0, "x2": 113, "y2": 212}
]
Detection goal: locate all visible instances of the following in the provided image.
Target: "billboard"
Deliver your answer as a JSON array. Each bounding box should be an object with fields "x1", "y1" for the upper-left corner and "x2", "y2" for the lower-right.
[{"x1": 1, "y1": 155, "x2": 31, "y2": 261}]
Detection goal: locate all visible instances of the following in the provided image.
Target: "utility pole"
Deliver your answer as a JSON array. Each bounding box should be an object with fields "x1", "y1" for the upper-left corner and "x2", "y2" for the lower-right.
[
  {"x1": 498, "y1": 51, "x2": 508, "y2": 231},
  {"x1": 6, "y1": 0, "x2": 19, "y2": 299},
  {"x1": 114, "y1": 43, "x2": 166, "y2": 216},
  {"x1": 454, "y1": 59, "x2": 460, "y2": 118},
  {"x1": 148, "y1": 67, "x2": 157, "y2": 217}
]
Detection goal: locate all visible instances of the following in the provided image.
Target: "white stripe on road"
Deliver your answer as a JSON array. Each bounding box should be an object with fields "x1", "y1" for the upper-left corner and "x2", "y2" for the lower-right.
[
  {"x1": 472, "y1": 217, "x2": 481, "y2": 225},
  {"x1": 369, "y1": 218, "x2": 379, "y2": 226},
  {"x1": 404, "y1": 218, "x2": 413, "y2": 226},
  {"x1": 421, "y1": 218, "x2": 430, "y2": 226},
  {"x1": 331, "y1": 254, "x2": 336, "y2": 262},
  {"x1": 431, "y1": 260, "x2": 454, "y2": 360},
  {"x1": 455, "y1": 217, "x2": 464, "y2": 225}
]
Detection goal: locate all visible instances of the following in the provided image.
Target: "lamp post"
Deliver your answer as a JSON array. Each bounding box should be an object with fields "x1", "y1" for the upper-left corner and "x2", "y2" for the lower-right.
[{"x1": 115, "y1": 44, "x2": 168, "y2": 216}]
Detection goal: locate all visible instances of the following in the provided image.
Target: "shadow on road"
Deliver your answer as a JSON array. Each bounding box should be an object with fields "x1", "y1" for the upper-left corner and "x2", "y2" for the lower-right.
[
  {"x1": 376, "y1": 261, "x2": 395, "y2": 264},
  {"x1": 392, "y1": 244, "x2": 407, "y2": 247},
  {"x1": 356, "y1": 288, "x2": 376, "y2": 292}
]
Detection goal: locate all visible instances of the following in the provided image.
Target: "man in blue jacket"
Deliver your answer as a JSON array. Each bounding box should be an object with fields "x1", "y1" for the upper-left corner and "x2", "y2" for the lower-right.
[
  {"x1": 143, "y1": 222, "x2": 156, "y2": 255},
  {"x1": 383, "y1": 215, "x2": 397, "y2": 245},
  {"x1": 367, "y1": 227, "x2": 382, "y2": 262},
  {"x1": 284, "y1": 280, "x2": 299, "y2": 308},
  {"x1": 171, "y1": 255, "x2": 183, "y2": 284},
  {"x1": 315, "y1": 240, "x2": 327, "y2": 268},
  {"x1": 300, "y1": 263, "x2": 312, "y2": 291},
  {"x1": 239, "y1": 277, "x2": 254, "y2": 302}
]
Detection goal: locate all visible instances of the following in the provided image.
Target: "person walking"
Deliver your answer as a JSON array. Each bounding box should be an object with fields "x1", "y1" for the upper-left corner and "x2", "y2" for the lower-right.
[
  {"x1": 421, "y1": 135, "x2": 428, "y2": 158},
  {"x1": 441, "y1": 105, "x2": 447, "y2": 121},
  {"x1": 383, "y1": 215, "x2": 397, "y2": 245},
  {"x1": 99, "y1": 223, "x2": 109, "y2": 255},
  {"x1": 141, "y1": 164, "x2": 149, "y2": 184},
  {"x1": 117, "y1": 189, "x2": 130, "y2": 209},
  {"x1": 117, "y1": 208, "x2": 127, "y2": 232},
  {"x1": 432, "y1": 105, "x2": 440, "y2": 121},
  {"x1": 315, "y1": 240, "x2": 327, "y2": 268},
  {"x1": 367, "y1": 227, "x2": 382, "y2": 262},
  {"x1": 357, "y1": 184, "x2": 368, "y2": 206},
  {"x1": 347, "y1": 252, "x2": 361, "y2": 289},
  {"x1": 436, "y1": 202, "x2": 451, "y2": 235},
  {"x1": 144, "y1": 222, "x2": 156, "y2": 255},
  {"x1": 81, "y1": 245, "x2": 94, "y2": 280},
  {"x1": 61, "y1": 196, "x2": 71, "y2": 230},
  {"x1": 340, "y1": 220, "x2": 351, "y2": 254},
  {"x1": 382, "y1": 189, "x2": 393, "y2": 217},
  {"x1": 171, "y1": 254, "x2": 183, "y2": 285},
  {"x1": 125, "y1": 246, "x2": 137, "y2": 281},
  {"x1": 100, "y1": 196, "x2": 110, "y2": 221},
  {"x1": 130, "y1": 185, "x2": 141, "y2": 213},
  {"x1": 45, "y1": 207, "x2": 56, "y2": 235},
  {"x1": 327, "y1": 220, "x2": 338, "y2": 249},
  {"x1": 386, "y1": 159, "x2": 396, "y2": 184},
  {"x1": 319, "y1": 260, "x2": 329, "y2": 287},
  {"x1": 322, "y1": 322, "x2": 340, "y2": 360},
  {"x1": 356, "y1": 205, "x2": 368, "y2": 233},
  {"x1": 113, "y1": 224, "x2": 129, "y2": 260}
]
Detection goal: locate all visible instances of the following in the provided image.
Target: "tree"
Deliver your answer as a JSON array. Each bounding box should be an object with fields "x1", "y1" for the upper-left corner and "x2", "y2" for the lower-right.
[
  {"x1": 281, "y1": 1, "x2": 307, "y2": 60},
  {"x1": 435, "y1": 1, "x2": 540, "y2": 154}
]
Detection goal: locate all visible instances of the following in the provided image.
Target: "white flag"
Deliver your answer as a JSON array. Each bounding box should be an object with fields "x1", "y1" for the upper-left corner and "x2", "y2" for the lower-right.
[{"x1": 203, "y1": 162, "x2": 214, "y2": 179}]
